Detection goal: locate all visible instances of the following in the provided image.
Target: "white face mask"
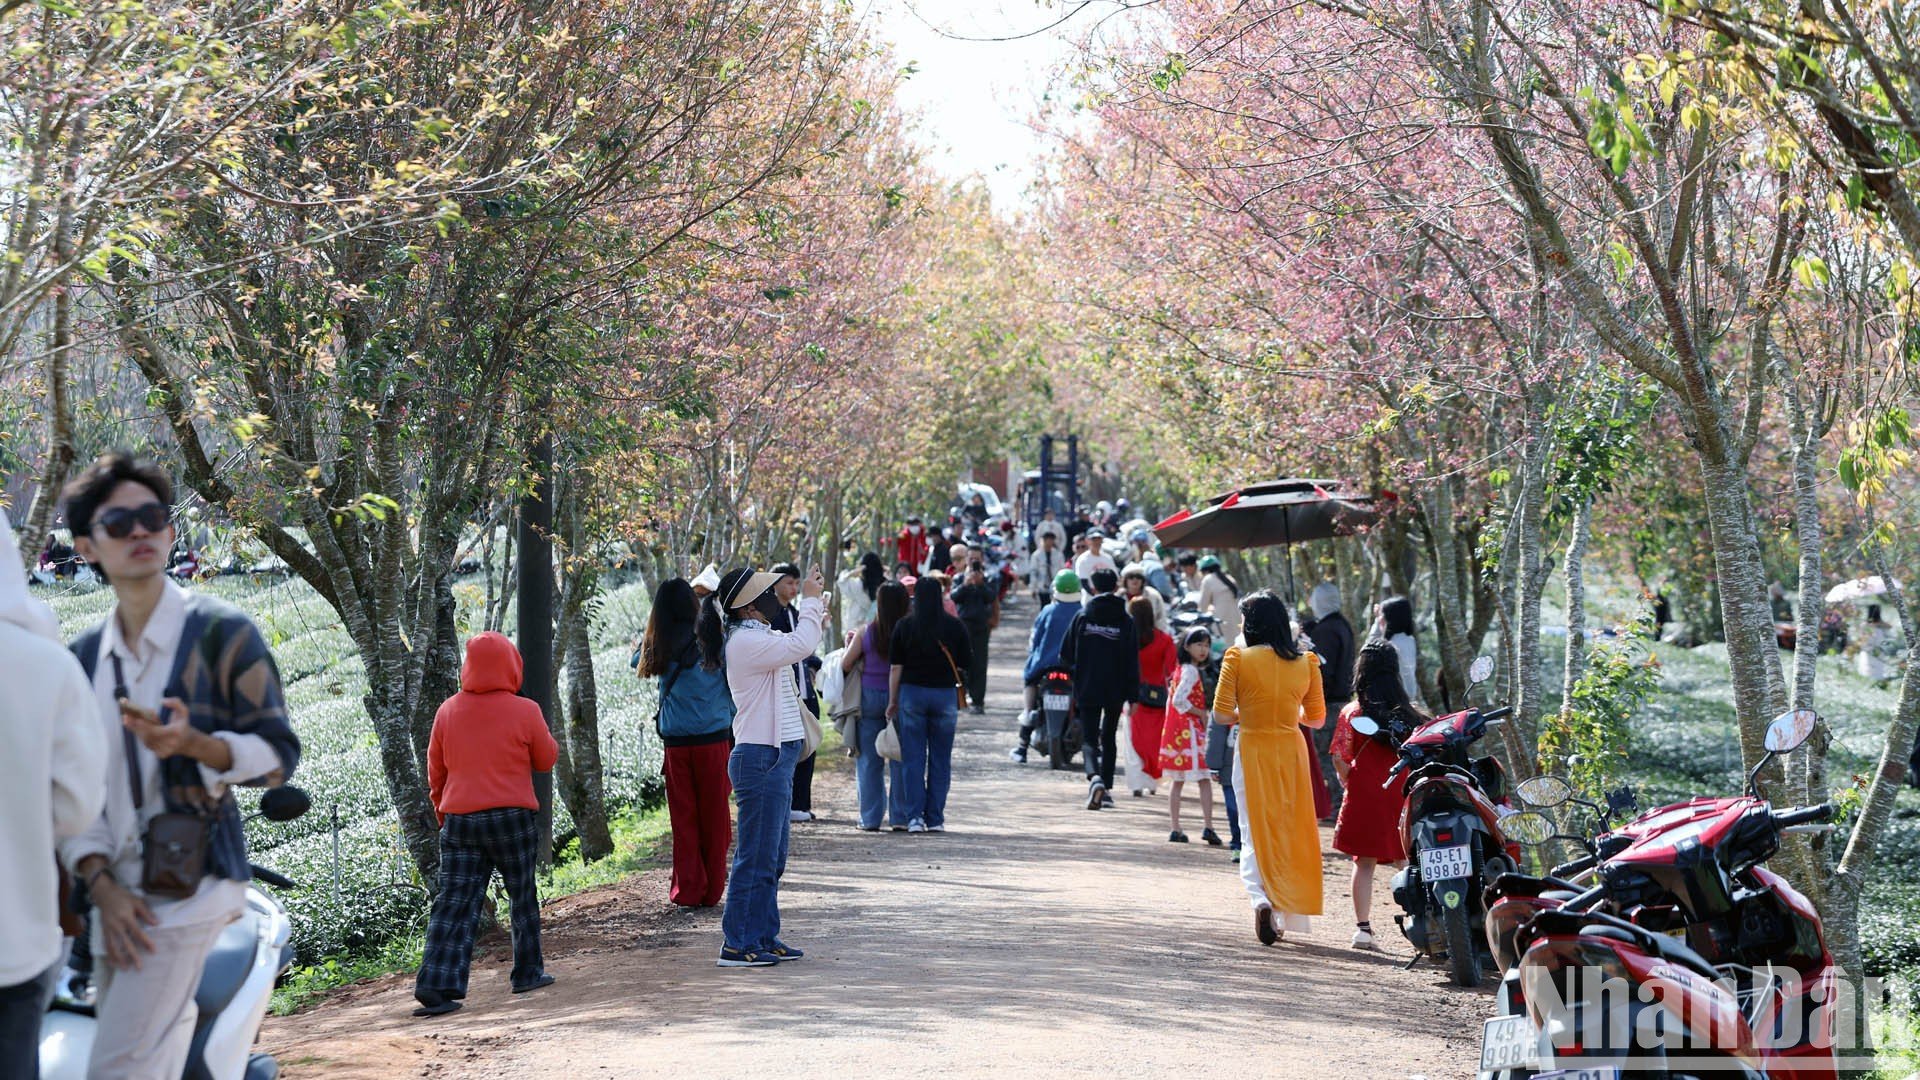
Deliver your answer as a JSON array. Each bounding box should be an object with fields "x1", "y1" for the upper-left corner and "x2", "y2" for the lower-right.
[{"x1": 909, "y1": 525, "x2": 921, "y2": 534}]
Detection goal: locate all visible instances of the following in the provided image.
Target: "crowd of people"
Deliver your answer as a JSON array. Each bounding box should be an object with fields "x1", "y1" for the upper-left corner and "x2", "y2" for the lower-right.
[{"x1": 620, "y1": 498, "x2": 1450, "y2": 971}]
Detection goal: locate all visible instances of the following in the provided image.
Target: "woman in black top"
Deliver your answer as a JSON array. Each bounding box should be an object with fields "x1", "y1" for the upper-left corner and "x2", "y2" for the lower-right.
[{"x1": 885, "y1": 577, "x2": 973, "y2": 832}]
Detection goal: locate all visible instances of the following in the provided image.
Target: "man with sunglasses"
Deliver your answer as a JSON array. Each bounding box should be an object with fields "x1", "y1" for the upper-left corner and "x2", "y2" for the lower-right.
[{"x1": 56, "y1": 451, "x2": 301, "y2": 1080}]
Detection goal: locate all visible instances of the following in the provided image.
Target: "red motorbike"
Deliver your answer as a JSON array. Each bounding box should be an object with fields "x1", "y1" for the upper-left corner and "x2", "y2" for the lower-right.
[
  {"x1": 1352, "y1": 656, "x2": 1520, "y2": 987},
  {"x1": 1476, "y1": 709, "x2": 1840, "y2": 1080}
]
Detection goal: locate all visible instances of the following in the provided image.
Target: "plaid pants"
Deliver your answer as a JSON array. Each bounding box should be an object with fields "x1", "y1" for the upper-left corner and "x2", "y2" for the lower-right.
[{"x1": 415, "y1": 807, "x2": 545, "y2": 1002}]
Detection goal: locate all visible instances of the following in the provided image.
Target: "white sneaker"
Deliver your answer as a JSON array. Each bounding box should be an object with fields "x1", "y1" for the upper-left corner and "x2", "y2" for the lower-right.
[
  {"x1": 907, "y1": 819, "x2": 927, "y2": 833},
  {"x1": 926, "y1": 824, "x2": 945, "y2": 833},
  {"x1": 788, "y1": 810, "x2": 813, "y2": 823},
  {"x1": 1351, "y1": 927, "x2": 1377, "y2": 950}
]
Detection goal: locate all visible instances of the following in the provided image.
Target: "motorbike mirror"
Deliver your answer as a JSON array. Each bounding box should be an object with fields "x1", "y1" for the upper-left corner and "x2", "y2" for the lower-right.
[
  {"x1": 1468, "y1": 655, "x2": 1495, "y2": 686},
  {"x1": 1765, "y1": 708, "x2": 1819, "y2": 753},
  {"x1": 1349, "y1": 715, "x2": 1381, "y2": 738},
  {"x1": 258, "y1": 786, "x2": 311, "y2": 822},
  {"x1": 1503, "y1": 811, "x2": 1555, "y2": 846},
  {"x1": 1516, "y1": 774, "x2": 1574, "y2": 808},
  {"x1": 1606, "y1": 784, "x2": 1639, "y2": 814}
]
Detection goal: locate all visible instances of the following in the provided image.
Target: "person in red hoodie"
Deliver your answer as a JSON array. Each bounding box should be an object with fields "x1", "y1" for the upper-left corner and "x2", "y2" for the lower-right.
[
  {"x1": 895, "y1": 515, "x2": 930, "y2": 574},
  {"x1": 412, "y1": 632, "x2": 560, "y2": 1017}
]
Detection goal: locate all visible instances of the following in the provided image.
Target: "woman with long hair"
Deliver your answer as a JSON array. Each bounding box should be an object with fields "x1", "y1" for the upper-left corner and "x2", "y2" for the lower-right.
[
  {"x1": 1214, "y1": 591, "x2": 1326, "y2": 944},
  {"x1": 839, "y1": 581, "x2": 910, "y2": 830},
  {"x1": 1126, "y1": 596, "x2": 1172, "y2": 797},
  {"x1": 1331, "y1": 640, "x2": 1426, "y2": 949},
  {"x1": 1371, "y1": 595, "x2": 1421, "y2": 704},
  {"x1": 698, "y1": 565, "x2": 826, "y2": 967},
  {"x1": 639, "y1": 579, "x2": 735, "y2": 907},
  {"x1": 1198, "y1": 555, "x2": 1242, "y2": 643},
  {"x1": 837, "y1": 551, "x2": 886, "y2": 635},
  {"x1": 885, "y1": 576, "x2": 972, "y2": 832}
]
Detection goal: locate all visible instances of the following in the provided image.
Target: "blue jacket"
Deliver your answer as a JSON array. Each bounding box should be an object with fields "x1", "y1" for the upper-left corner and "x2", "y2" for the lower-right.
[
  {"x1": 1024, "y1": 598, "x2": 1082, "y2": 683},
  {"x1": 658, "y1": 642, "x2": 735, "y2": 746}
]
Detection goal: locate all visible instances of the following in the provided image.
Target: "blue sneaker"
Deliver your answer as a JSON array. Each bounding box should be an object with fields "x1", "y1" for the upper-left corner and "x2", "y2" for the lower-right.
[
  {"x1": 764, "y1": 941, "x2": 804, "y2": 962},
  {"x1": 716, "y1": 947, "x2": 778, "y2": 968}
]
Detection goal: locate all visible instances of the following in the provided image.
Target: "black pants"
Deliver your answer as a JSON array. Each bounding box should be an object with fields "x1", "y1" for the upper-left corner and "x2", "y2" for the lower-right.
[
  {"x1": 1081, "y1": 701, "x2": 1124, "y2": 789},
  {"x1": 1316, "y1": 698, "x2": 1349, "y2": 817},
  {"x1": 0, "y1": 966, "x2": 51, "y2": 1080},
  {"x1": 963, "y1": 622, "x2": 991, "y2": 709},
  {"x1": 791, "y1": 694, "x2": 819, "y2": 813},
  {"x1": 416, "y1": 807, "x2": 545, "y2": 1003}
]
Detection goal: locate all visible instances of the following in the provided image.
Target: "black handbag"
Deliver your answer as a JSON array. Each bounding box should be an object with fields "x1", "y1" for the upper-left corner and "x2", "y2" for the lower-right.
[
  {"x1": 1136, "y1": 682, "x2": 1169, "y2": 709},
  {"x1": 113, "y1": 655, "x2": 215, "y2": 900}
]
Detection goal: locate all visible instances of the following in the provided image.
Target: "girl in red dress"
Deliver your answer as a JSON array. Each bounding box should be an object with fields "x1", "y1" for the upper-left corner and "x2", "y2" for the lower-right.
[
  {"x1": 1330, "y1": 639, "x2": 1428, "y2": 950},
  {"x1": 1160, "y1": 627, "x2": 1219, "y2": 844}
]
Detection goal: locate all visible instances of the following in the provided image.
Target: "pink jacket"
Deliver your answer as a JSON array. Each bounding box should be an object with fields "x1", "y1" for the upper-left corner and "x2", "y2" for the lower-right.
[{"x1": 724, "y1": 597, "x2": 826, "y2": 746}]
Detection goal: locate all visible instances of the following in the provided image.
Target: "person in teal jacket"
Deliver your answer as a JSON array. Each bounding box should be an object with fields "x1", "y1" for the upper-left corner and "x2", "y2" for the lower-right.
[{"x1": 640, "y1": 578, "x2": 736, "y2": 908}]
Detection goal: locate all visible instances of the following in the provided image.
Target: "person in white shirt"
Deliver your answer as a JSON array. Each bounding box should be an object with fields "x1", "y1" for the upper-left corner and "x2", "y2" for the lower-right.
[
  {"x1": 697, "y1": 565, "x2": 825, "y2": 968},
  {"x1": 0, "y1": 514, "x2": 106, "y2": 1078},
  {"x1": 58, "y1": 453, "x2": 298, "y2": 1080},
  {"x1": 1027, "y1": 532, "x2": 1067, "y2": 603},
  {"x1": 1031, "y1": 510, "x2": 1066, "y2": 550},
  {"x1": 1074, "y1": 529, "x2": 1118, "y2": 582},
  {"x1": 1198, "y1": 556, "x2": 1242, "y2": 644}
]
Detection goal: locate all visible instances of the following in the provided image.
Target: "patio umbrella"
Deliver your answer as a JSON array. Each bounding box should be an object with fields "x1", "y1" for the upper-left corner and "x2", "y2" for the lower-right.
[
  {"x1": 1152, "y1": 479, "x2": 1383, "y2": 599},
  {"x1": 1825, "y1": 576, "x2": 1900, "y2": 604}
]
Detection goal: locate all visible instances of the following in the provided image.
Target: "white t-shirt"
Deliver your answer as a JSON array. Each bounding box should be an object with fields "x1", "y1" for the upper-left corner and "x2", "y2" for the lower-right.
[{"x1": 1074, "y1": 551, "x2": 1117, "y2": 582}]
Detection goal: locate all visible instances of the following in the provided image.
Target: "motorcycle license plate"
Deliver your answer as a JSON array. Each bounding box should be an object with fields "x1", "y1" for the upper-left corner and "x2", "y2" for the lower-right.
[
  {"x1": 1478, "y1": 1015, "x2": 1547, "y2": 1074},
  {"x1": 1532, "y1": 1070, "x2": 1620, "y2": 1080},
  {"x1": 1042, "y1": 693, "x2": 1071, "y2": 712},
  {"x1": 1420, "y1": 843, "x2": 1473, "y2": 881}
]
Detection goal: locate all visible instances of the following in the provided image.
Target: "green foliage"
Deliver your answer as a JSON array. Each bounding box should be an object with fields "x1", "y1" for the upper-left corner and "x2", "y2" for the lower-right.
[{"x1": 1542, "y1": 613, "x2": 1663, "y2": 791}]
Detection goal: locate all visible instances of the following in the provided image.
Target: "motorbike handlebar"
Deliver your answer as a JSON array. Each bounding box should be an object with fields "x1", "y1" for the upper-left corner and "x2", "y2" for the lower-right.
[
  {"x1": 1551, "y1": 853, "x2": 1598, "y2": 879},
  {"x1": 1481, "y1": 706, "x2": 1513, "y2": 722},
  {"x1": 1774, "y1": 803, "x2": 1835, "y2": 829},
  {"x1": 250, "y1": 864, "x2": 296, "y2": 890}
]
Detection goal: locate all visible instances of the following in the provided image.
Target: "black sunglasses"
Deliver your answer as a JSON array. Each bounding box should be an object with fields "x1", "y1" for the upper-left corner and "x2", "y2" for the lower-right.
[{"x1": 94, "y1": 502, "x2": 171, "y2": 540}]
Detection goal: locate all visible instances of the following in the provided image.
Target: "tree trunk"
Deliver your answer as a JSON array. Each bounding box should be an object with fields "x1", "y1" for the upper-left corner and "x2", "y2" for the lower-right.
[
  {"x1": 552, "y1": 477, "x2": 612, "y2": 860},
  {"x1": 17, "y1": 155, "x2": 79, "y2": 567},
  {"x1": 1825, "y1": 545, "x2": 1920, "y2": 1065},
  {"x1": 1561, "y1": 497, "x2": 1593, "y2": 704},
  {"x1": 1783, "y1": 381, "x2": 1830, "y2": 815}
]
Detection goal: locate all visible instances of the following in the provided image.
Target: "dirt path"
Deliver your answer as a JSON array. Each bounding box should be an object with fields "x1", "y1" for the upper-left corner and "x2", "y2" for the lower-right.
[{"x1": 263, "y1": 597, "x2": 1492, "y2": 1078}]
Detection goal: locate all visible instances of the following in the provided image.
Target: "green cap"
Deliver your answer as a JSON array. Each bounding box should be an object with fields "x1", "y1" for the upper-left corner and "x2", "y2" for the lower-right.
[
  {"x1": 1052, "y1": 569, "x2": 1083, "y2": 598},
  {"x1": 1198, "y1": 555, "x2": 1223, "y2": 572}
]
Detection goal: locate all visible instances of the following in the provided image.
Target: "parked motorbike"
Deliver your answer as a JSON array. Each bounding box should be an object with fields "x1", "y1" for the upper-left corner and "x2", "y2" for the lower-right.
[
  {"x1": 1031, "y1": 667, "x2": 1082, "y2": 770},
  {"x1": 1476, "y1": 708, "x2": 1840, "y2": 1080},
  {"x1": 42, "y1": 786, "x2": 312, "y2": 1080},
  {"x1": 1352, "y1": 655, "x2": 1518, "y2": 987}
]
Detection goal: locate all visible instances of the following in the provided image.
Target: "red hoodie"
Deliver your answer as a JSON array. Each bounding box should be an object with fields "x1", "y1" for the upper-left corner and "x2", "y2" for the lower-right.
[
  {"x1": 896, "y1": 526, "x2": 930, "y2": 572},
  {"x1": 427, "y1": 632, "x2": 560, "y2": 821}
]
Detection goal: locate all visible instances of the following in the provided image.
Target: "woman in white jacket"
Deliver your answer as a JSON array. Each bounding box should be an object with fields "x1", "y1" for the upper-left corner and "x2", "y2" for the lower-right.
[{"x1": 696, "y1": 565, "x2": 826, "y2": 968}]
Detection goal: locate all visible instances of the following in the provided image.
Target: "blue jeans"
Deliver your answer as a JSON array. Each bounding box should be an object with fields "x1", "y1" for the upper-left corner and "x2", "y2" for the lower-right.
[
  {"x1": 1221, "y1": 774, "x2": 1242, "y2": 848},
  {"x1": 722, "y1": 739, "x2": 802, "y2": 952},
  {"x1": 898, "y1": 684, "x2": 959, "y2": 828},
  {"x1": 855, "y1": 693, "x2": 893, "y2": 829}
]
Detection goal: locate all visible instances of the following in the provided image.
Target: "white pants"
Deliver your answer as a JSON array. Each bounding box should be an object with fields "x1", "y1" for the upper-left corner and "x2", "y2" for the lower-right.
[
  {"x1": 89, "y1": 914, "x2": 229, "y2": 1079},
  {"x1": 1123, "y1": 713, "x2": 1156, "y2": 794},
  {"x1": 1233, "y1": 746, "x2": 1312, "y2": 932}
]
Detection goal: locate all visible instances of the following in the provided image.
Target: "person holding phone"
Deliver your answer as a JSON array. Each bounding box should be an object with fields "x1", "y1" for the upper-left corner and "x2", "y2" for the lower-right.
[
  {"x1": 697, "y1": 565, "x2": 827, "y2": 967},
  {"x1": 57, "y1": 452, "x2": 300, "y2": 1078}
]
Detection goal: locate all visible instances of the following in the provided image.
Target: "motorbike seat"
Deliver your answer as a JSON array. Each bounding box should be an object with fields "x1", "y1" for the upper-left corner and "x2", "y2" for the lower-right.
[
  {"x1": 1578, "y1": 924, "x2": 1719, "y2": 981},
  {"x1": 195, "y1": 915, "x2": 256, "y2": 1017}
]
